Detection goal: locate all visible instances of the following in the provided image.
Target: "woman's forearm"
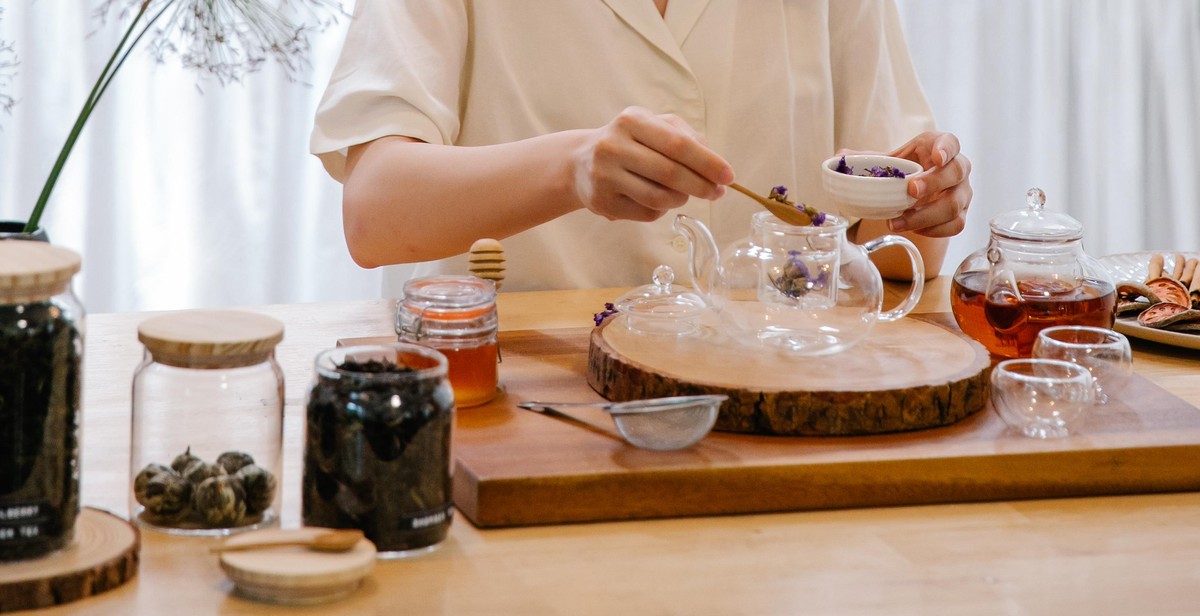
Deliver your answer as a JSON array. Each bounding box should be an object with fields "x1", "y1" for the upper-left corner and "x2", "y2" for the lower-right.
[{"x1": 341, "y1": 133, "x2": 588, "y2": 267}]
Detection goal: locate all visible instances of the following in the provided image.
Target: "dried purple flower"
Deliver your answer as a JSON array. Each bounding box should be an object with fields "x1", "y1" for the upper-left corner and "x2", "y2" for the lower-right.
[
  {"x1": 835, "y1": 157, "x2": 906, "y2": 178},
  {"x1": 866, "y1": 165, "x2": 906, "y2": 179},
  {"x1": 765, "y1": 184, "x2": 828, "y2": 227},
  {"x1": 593, "y1": 302, "x2": 619, "y2": 326},
  {"x1": 771, "y1": 250, "x2": 830, "y2": 298}
]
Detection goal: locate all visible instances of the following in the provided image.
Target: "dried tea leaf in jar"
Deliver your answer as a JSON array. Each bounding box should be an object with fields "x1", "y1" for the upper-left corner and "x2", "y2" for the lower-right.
[
  {"x1": 133, "y1": 463, "x2": 175, "y2": 492},
  {"x1": 193, "y1": 475, "x2": 247, "y2": 527},
  {"x1": 216, "y1": 451, "x2": 256, "y2": 475},
  {"x1": 136, "y1": 473, "x2": 192, "y2": 520},
  {"x1": 303, "y1": 344, "x2": 455, "y2": 557},
  {"x1": 171, "y1": 447, "x2": 203, "y2": 474},
  {"x1": 235, "y1": 465, "x2": 276, "y2": 515},
  {"x1": 182, "y1": 460, "x2": 226, "y2": 486}
]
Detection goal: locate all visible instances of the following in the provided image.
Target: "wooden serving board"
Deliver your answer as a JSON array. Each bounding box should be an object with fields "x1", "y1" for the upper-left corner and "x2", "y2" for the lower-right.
[
  {"x1": 590, "y1": 313, "x2": 990, "y2": 435},
  {"x1": 341, "y1": 317, "x2": 1200, "y2": 529}
]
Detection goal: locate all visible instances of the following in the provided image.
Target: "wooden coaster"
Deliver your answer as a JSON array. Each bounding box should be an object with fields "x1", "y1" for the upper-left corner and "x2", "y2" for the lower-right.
[
  {"x1": 219, "y1": 527, "x2": 376, "y2": 605},
  {"x1": 0, "y1": 507, "x2": 140, "y2": 612}
]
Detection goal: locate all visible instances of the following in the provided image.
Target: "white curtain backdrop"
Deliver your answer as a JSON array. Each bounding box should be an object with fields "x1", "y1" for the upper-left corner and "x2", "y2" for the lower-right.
[{"x1": 1, "y1": 1, "x2": 1197, "y2": 314}]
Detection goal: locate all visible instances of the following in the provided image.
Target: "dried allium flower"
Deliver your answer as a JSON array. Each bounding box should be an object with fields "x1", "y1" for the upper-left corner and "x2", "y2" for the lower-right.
[
  {"x1": 21, "y1": 0, "x2": 343, "y2": 234},
  {"x1": 835, "y1": 156, "x2": 853, "y2": 175},
  {"x1": 0, "y1": 8, "x2": 16, "y2": 114},
  {"x1": 98, "y1": 0, "x2": 342, "y2": 85}
]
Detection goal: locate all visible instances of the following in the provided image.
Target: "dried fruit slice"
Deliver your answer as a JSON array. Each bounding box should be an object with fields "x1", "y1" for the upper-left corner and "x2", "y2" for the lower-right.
[
  {"x1": 1145, "y1": 277, "x2": 1190, "y2": 307},
  {"x1": 1117, "y1": 280, "x2": 1162, "y2": 304},
  {"x1": 1137, "y1": 302, "x2": 1200, "y2": 328},
  {"x1": 1116, "y1": 300, "x2": 1152, "y2": 316}
]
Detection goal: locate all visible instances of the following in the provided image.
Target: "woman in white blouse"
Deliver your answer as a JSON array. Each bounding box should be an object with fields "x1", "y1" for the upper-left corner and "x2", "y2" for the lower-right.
[{"x1": 311, "y1": 0, "x2": 972, "y2": 293}]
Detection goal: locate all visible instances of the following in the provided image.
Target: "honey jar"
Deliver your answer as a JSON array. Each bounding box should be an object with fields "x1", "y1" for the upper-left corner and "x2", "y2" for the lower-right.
[{"x1": 396, "y1": 275, "x2": 499, "y2": 407}]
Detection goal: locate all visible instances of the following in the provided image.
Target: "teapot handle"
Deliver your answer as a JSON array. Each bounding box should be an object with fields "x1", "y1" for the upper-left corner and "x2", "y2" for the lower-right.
[{"x1": 860, "y1": 235, "x2": 924, "y2": 322}]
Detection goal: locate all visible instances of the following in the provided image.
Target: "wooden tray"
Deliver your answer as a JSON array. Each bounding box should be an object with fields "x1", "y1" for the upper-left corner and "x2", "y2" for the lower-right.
[{"x1": 342, "y1": 318, "x2": 1200, "y2": 529}]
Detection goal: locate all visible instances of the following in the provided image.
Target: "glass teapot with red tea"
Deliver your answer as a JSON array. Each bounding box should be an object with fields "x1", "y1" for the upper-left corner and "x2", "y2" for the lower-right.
[{"x1": 951, "y1": 188, "x2": 1116, "y2": 358}]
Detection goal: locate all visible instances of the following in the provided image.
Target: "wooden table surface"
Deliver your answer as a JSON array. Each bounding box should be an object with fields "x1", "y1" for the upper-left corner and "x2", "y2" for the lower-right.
[{"x1": 18, "y1": 278, "x2": 1200, "y2": 615}]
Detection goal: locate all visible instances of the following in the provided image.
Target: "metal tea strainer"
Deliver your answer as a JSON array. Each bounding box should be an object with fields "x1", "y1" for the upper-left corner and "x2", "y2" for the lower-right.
[{"x1": 517, "y1": 395, "x2": 727, "y2": 451}]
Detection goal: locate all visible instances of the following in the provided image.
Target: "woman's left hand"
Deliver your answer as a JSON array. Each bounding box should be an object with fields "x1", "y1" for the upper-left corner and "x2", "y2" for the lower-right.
[{"x1": 886, "y1": 131, "x2": 972, "y2": 237}]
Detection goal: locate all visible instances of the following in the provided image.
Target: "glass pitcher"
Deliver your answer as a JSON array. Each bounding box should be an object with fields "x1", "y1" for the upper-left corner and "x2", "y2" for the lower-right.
[
  {"x1": 673, "y1": 211, "x2": 924, "y2": 356},
  {"x1": 950, "y1": 188, "x2": 1116, "y2": 358}
]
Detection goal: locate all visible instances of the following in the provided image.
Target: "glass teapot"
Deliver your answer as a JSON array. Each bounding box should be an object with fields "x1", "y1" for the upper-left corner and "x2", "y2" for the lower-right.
[
  {"x1": 950, "y1": 188, "x2": 1116, "y2": 358},
  {"x1": 672, "y1": 211, "x2": 924, "y2": 356}
]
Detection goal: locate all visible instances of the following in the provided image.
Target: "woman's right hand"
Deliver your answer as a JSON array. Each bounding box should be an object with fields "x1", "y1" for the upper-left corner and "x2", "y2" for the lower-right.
[{"x1": 571, "y1": 106, "x2": 735, "y2": 222}]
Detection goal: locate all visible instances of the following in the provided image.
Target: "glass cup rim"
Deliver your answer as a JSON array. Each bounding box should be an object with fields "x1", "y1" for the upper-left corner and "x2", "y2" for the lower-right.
[
  {"x1": 994, "y1": 357, "x2": 1093, "y2": 383},
  {"x1": 1036, "y1": 325, "x2": 1127, "y2": 346}
]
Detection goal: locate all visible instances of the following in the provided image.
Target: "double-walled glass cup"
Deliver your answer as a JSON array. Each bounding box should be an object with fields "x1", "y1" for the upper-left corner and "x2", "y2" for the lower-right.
[
  {"x1": 991, "y1": 358, "x2": 1095, "y2": 438},
  {"x1": 1032, "y1": 326, "x2": 1132, "y2": 405}
]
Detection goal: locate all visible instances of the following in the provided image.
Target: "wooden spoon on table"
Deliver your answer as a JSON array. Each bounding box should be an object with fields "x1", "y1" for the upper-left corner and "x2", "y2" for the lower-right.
[
  {"x1": 728, "y1": 183, "x2": 819, "y2": 226},
  {"x1": 210, "y1": 529, "x2": 364, "y2": 554}
]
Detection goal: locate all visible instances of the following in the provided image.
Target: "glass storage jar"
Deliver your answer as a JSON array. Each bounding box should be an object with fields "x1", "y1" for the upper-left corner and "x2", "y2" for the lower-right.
[
  {"x1": 397, "y1": 275, "x2": 499, "y2": 407},
  {"x1": 302, "y1": 343, "x2": 455, "y2": 558},
  {"x1": 0, "y1": 242, "x2": 83, "y2": 561},
  {"x1": 130, "y1": 310, "x2": 284, "y2": 536}
]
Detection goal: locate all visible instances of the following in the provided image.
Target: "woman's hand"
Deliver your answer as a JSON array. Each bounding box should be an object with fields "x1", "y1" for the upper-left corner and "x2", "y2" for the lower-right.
[
  {"x1": 572, "y1": 106, "x2": 735, "y2": 221},
  {"x1": 887, "y1": 131, "x2": 973, "y2": 237}
]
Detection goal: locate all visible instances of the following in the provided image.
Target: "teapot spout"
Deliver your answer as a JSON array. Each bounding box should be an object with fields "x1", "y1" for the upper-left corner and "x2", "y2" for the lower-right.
[{"x1": 672, "y1": 214, "x2": 718, "y2": 297}]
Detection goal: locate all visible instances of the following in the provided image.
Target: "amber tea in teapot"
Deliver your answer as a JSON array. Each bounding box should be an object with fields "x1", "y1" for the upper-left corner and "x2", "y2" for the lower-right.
[
  {"x1": 951, "y1": 272, "x2": 1116, "y2": 358},
  {"x1": 951, "y1": 188, "x2": 1116, "y2": 358}
]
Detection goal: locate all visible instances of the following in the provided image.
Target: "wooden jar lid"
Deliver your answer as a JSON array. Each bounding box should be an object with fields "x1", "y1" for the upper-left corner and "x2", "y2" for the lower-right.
[
  {"x1": 218, "y1": 528, "x2": 376, "y2": 605},
  {"x1": 137, "y1": 310, "x2": 284, "y2": 368},
  {"x1": 0, "y1": 241, "x2": 82, "y2": 304}
]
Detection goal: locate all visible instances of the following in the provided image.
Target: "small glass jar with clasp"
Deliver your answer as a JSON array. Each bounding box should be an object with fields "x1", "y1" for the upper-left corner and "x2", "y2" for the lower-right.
[{"x1": 397, "y1": 275, "x2": 499, "y2": 408}]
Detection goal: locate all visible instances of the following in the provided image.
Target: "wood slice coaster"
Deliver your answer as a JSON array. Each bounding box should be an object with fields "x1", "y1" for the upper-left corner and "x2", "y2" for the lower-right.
[
  {"x1": 588, "y1": 313, "x2": 991, "y2": 435},
  {"x1": 0, "y1": 508, "x2": 139, "y2": 612}
]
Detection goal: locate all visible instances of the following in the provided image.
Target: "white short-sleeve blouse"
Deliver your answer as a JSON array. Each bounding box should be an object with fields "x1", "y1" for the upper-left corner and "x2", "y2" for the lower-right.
[{"x1": 311, "y1": 0, "x2": 935, "y2": 295}]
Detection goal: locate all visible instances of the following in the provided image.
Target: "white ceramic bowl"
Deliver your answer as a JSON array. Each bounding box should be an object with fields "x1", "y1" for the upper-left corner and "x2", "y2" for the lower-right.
[{"x1": 821, "y1": 154, "x2": 923, "y2": 220}]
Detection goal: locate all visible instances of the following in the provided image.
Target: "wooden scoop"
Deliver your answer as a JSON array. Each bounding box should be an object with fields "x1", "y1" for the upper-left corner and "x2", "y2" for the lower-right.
[
  {"x1": 210, "y1": 529, "x2": 364, "y2": 554},
  {"x1": 728, "y1": 183, "x2": 817, "y2": 226}
]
